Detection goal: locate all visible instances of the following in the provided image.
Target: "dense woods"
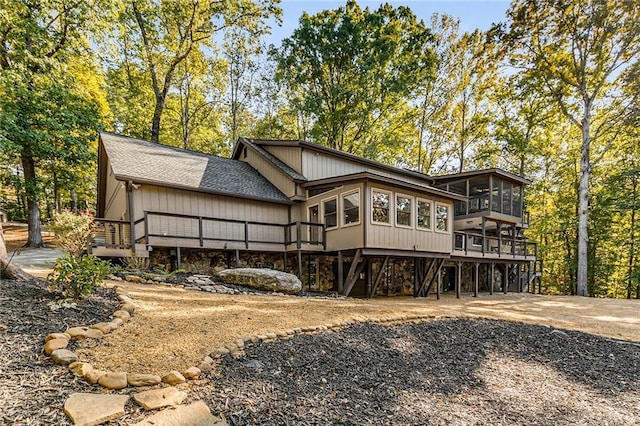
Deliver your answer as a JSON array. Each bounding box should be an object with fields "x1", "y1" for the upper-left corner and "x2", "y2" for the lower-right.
[{"x1": 0, "y1": 0, "x2": 638, "y2": 298}]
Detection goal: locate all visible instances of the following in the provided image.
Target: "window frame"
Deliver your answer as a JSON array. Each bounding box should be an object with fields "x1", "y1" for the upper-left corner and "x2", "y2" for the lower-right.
[
  {"x1": 370, "y1": 187, "x2": 392, "y2": 226},
  {"x1": 416, "y1": 197, "x2": 433, "y2": 231},
  {"x1": 341, "y1": 189, "x2": 361, "y2": 227},
  {"x1": 395, "y1": 193, "x2": 414, "y2": 229},
  {"x1": 435, "y1": 202, "x2": 450, "y2": 234},
  {"x1": 321, "y1": 196, "x2": 338, "y2": 230}
]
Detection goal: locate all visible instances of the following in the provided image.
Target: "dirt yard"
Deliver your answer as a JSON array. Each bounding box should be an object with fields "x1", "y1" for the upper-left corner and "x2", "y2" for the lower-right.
[
  {"x1": 2, "y1": 222, "x2": 56, "y2": 252},
  {"x1": 77, "y1": 281, "x2": 640, "y2": 375}
]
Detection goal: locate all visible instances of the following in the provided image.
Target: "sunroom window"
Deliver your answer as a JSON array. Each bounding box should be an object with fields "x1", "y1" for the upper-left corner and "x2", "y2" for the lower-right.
[
  {"x1": 435, "y1": 203, "x2": 449, "y2": 232},
  {"x1": 342, "y1": 191, "x2": 360, "y2": 225},
  {"x1": 417, "y1": 199, "x2": 431, "y2": 230},
  {"x1": 372, "y1": 190, "x2": 390, "y2": 224},
  {"x1": 323, "y1": 198, "x2": 337, "y2": 229},
  {"x1": 396, "y1": 195, "x2": 412, "y2": 227}
]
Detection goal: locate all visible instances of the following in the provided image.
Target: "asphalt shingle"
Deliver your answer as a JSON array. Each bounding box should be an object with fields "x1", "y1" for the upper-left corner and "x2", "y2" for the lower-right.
[{"x1": 100, "y1": 132, "x2": 291, "y2": 204}]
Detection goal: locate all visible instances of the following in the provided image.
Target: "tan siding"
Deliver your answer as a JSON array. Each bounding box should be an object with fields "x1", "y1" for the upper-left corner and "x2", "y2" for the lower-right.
[
  {"x1": 242, "y1": 149, "x2": 295, "y2": 197},
  {"x1": 132, "y1": 184, "x2": 289, "y2": 248},
  {"x1": 304, "y1": 182, "x2": 364, "y2": 251},
  {"x1": 365, "y1": 183, "x2": 453, "y2": 254},
  {"x1": 103, "y1": 167, "x2": 127, "y2": 220},
  {"x1": 302, "y1": 150, "x2": 366, "y2": 180},
  {"x1": 263, "y1": 146, "x2": 302, "y2": 173}
]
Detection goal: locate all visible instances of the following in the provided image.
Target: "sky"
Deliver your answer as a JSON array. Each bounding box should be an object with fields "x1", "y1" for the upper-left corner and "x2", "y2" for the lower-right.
[{"x1": 264, "y1": 0, "x2": 512, "y2": 46}]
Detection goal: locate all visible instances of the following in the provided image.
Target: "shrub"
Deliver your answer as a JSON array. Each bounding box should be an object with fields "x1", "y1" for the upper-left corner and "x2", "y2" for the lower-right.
[
  {"x1": 122, "y1": 254, "x2": 149, "y2": 271},
  {"x1": 48, "y1": 253, "x2": 110, "y2": 299},
  {"x1": 49, "y1": 211, "x2": 94, "y2": 256}
]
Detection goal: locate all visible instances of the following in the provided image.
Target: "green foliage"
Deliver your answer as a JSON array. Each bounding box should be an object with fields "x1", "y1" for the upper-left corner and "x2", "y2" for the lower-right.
[
  {"x1": 273, "y1": 0, "x2": 436, "y2": 156},
  {"x1": 48, "y1": 253, "x2": 110, "y2": 299},
  {"x1": 49, "y1": 211, "x2": 94, "y2": 256},
  {"x1": 122, "y1": 254, "x2": 149, "y2": 271}
]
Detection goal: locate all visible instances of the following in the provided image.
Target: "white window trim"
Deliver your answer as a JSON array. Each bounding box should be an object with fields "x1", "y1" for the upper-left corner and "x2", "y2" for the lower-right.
[
  {"x1": 416, "y1": 197, "x2": 433, "y2": 232},
  {"x1": 371, "y1": 187, "x2": 392, "y2": 226},
  {"x1": 395, "y1": 193, "x2": 414, "y2": 229},
  {"x1": 341, "y1": 189, "x2": 361, "y2": 228},
  {"x1": 435, "y1": 202, "x2": 450, "y2": 234},
  {"x1": 321, "y1": 196, "x2": 339, "y2": 231},
  {"x1": 307, "y1": 203, "x2": 319, "y2": 222}
]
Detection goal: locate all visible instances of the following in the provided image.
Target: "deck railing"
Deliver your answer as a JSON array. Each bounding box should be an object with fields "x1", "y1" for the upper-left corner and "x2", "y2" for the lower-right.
[
  {"x1": 453, "y1": 230, "x2": 537, "y2": 258},
  {"x1": 92, "y1": 219, "x2": 132, "y2": 249},
  {"x1": 134, "y1": 211, "x2": 325, "y2": 251}
]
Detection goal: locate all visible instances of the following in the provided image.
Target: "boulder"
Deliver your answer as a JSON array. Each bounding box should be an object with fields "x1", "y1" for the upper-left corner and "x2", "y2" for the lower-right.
[
  {"x1": 128, "y1": 373, "x2": 162, "y2": 387},
  {"x1": 133, "y1": 387, "x2": 187, "y2": 410},
  {"x1": 90, "y1": 322, "x2": 114, "y2": 334},
  {"x1": 98, "y1": 372, "x2": 128, "y2": 389},
  {"x1": 84, "y1": 369, "x2": 106, "y2": 385},
  {"x1": 69, "y1": 362, "x2": 93, "y2": 377},
  {"x1": 44, "y1": 338, "x2": 69, "y2": 355},
  {"x1": 183, "y1": 366, "x2": 201, "y2": 380},
  {"x1": 64, "y1": 393, "x2": 128, "y2": 426},
  {"x1": 162, "y1": 370, "x2": 186, "y2": 385},
  {"x1": 50, "y1": 349, "x2": 78, "y2": 365},
  {"x1": 45, "y1": 332, "x2": 71, "y2": 342},
  {"x1": 217, "y1": 268, "x2": 302, "y2": 294}
]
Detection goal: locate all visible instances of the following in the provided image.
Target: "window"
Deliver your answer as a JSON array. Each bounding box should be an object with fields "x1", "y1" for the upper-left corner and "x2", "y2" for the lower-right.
[
  {"x1": 417, "y1": 199, "x2": 431, "y2": 230},
  {"x1": 371, "y1": 189, "x2": 391, "y2": 224},
  {"x1": 435, "y1": 203, "x2": 449, "y2": 232},
  {"x1": 396, "y1": 194, "x2": 412, "y2": 227},
  {"x1": 342, "y1": 191, "x2": 360, "y2": 225},
  {"x1": 323, "y1": 198, "x2": 337, "y2": 229}
]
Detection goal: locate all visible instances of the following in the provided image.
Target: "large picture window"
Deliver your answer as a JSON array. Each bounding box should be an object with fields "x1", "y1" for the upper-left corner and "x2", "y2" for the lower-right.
[
  {"x1": 372, "y1": 189, "x2": 390, "y2": 224},
  {"x1": 417, "y1": 199, "x2": 431, "y2": 230},
  {"x1": 396, "y1": 194, "x2": 412, "y2": 227},
  {"x1": 323, "y1": 198, "x2": 337, "y2": 229},
  {"x1": 435, "y1": 203, "x2": 449, "y2": 232},
  {"x1": 342, "y1": 191, "x2": 360, "y2": 225}
]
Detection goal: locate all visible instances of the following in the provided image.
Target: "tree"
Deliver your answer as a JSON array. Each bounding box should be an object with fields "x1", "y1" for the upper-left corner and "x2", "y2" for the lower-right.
[
  {"x1": 273, "y1": 0, "x2": 435, "y2": 156},
  {"x1": 505, "y1": 0, "x2": 640, "y2": 296},
  {"x1": 0, "y1": 1, "x2": 106, "y2": 247},
  {"x1": 116, "y1": 0, "x2": 280, "y2": 144}
]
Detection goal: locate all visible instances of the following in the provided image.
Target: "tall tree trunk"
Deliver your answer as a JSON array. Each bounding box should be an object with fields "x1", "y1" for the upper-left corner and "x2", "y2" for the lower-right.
[
  {"x1": 576, "y1": 112, "x2": 591, "y2": 297},
  {"x1": 21, "y1": 154, "x2": 44, "y2": 247},
  {"x1": 0, "y1": 222, "x2": 31, "y2": 280},
  {"x1": 70, "y1": 188, "x2": 78, "y2": 214},
  {"x1": 150, "y1": 96, "x2": 163, "y2": 143},
  {"x1": 629, "y1": 176, "x2": 637, "y2": 299}
]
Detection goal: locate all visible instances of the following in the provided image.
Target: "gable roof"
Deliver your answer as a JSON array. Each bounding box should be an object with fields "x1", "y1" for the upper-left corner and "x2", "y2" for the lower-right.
[
  {"x1": 238, "y1": 138, "x2": 307, "y2": 181},
  {"x1": 99, "y1": 132, "x2": 291, "y2": 204},
  {"x1": 232, "y1": 138, "x2": 436, "y2": 184}
]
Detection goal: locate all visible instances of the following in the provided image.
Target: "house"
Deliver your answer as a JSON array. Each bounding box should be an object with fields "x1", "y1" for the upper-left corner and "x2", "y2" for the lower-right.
[{"x1": 94, "y1": 132, "x2": 541, "y2": 297}]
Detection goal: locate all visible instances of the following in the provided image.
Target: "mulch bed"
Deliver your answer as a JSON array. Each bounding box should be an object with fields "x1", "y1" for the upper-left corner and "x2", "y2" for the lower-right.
[
  {"x1": 199, "y1": 319, "x2": 640, "y2": 426},
  {"x1": 0, "y1": 278, "x2": 118, "y2": 425}
]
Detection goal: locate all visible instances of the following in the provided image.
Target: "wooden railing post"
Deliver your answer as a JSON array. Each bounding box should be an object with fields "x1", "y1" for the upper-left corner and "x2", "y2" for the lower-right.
[{"x1": 296, "y1": 221, "x2": 302, "y2": 249}]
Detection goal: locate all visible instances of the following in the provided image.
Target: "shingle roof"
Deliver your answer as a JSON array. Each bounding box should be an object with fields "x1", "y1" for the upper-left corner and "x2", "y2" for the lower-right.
[
  {"x1": 240, "y1": 138, "x2": 307, "y2": 181},
  {"x1": 100, "y1": 132, "x2": 291, "y2": 204}
]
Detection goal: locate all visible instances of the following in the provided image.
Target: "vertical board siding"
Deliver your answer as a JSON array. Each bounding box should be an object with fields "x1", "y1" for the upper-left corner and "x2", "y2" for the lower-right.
[
  {"x1": 134, "y1": 185, "x2": 289, "y2": 247},
  {"x1": 242, "y1": 149, "x2": 295, "y2": 197},
  {"x1": 263, "y1": 146, "x2": 303, "y2": 173},
  {"x1": 104, "y1": 169, "x2": 127, "y2": 220},
  {"x1": 302, "y1": 150, "x2": 366, "y2": 180}
]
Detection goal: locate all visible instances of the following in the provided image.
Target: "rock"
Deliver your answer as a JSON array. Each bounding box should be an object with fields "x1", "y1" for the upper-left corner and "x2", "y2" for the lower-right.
[
  {"x1": 64, "y1": 393, "x2": 129, "y2": 426},
  {"x1": 84, "y1": 369, "x2": 105, "y2": 385},
  {"x1": 108, "y1": 319, "x2": 123, "y2": 329},
  {"x1": 183, "y1": 366, "x2": 201, "y2": 380},
  {"x1": 224, "y1": 343, "x2": 238, "y2": 353},
  {"x1": 133, "y1": 401, "x2": 225, "y2": 426},
  {"x1": 235, "y1": 339, "x2": 245, "y2": 349},
  {"x1": 128, "y1": 373, "x2": 162, "y2": 387},
  {"x1": 69, "y1": 362, "x2": 93, "y2": 377},
  {"x1": 45, "y1": 332, "x2": 71, "y2": 342},
  {"x1": 66, "y1": 327, "x2": 90, "y2": 340},
  {"x1": 90, "y1": 322, "x2": 114, "y2": 334},
  {"x1": 125, "y1": 275, "x2": 146, "y2": 283},
  {"x1": 120, "y1": 303, "x2": 136, "y2": 314},
  {"x1": 217, "y1": 268, "x2": 302, "y2": 294},
  {"x1": 98, "y1": 372, "x2": 128, "y2": 389},
  {"x1": 112, "y1": 310, "x2": 130, "y2": 322},
  {"x1": 198, "y1": 362, "x2": 212, "y2": 374},
  {"x1": 133, "y1": 387, "x2": 188, "y2": 410},
  {"x1": 210, "y1": 347, "x2": 230, "y2": 358},
  {"x1": 84, "y1": 328, "x2": 104, "y2": 339},
  {"x1": 44, "y1": 338, "x2": 69, "y2": 355},
  {"x1": 50, "y1": 349, "x2": 78, "y2": 365},
  {"x1": 203, "y1": 356, "x2": 215, "y2": 364},
  {"x1": 162, "y1": 370, "x2": 186, "y2": 385}
]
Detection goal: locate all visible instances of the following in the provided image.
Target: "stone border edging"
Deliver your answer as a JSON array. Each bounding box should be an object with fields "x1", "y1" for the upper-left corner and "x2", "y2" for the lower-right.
[{"x1": 43, "y1": 284, "x2": 205, "y2": 391}]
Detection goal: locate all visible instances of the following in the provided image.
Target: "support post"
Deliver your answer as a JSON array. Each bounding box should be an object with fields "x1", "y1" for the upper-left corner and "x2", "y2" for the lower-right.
[
  {"x1": 504, "y1": 264, "x2": 509, "y2": 294},
  {"x1": 176, "y1": 246, "x2": 181, "y2": 269},
  {"x1": 436, "y1": 266, "x2": 441, "y2": 300},
  {"x1": 474, "y1": 262, "x2": 479, "y2": 297},
  {"x1": 489, "y1": 263, "x2": 494, "y2": 295},
  {"x1": 297, "y1": 249, "x2": 303, "y2": 279},
  {"x1": 283, "y1": 252, "x2": 287, "y2": 271},
  {"x1": 245, "y1": 221, "x2": 249, "y2": 249},
  {"x1": 338, "y1": 251, "x2": 344, "y2": 294},
  {"x1": 198, "y1": 216, "x2": 203, "y2": 247},
  {"x1": 456, "y1": 261, "x2": 462, "y2": 299},
  {"x1": 235, "y1": 249, "x2": 240, "y2": 268},
  {"x1": 366, "y1": 259, "x2": 372, "y2": 298},
  {"x1": 481, "y1": 217, "x2": 486, "y2": 256}
]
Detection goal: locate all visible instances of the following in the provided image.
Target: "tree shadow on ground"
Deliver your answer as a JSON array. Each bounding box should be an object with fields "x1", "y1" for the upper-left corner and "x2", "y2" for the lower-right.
[{"x1": 204, "y1": 319, "x2": 640, "y2": 425}]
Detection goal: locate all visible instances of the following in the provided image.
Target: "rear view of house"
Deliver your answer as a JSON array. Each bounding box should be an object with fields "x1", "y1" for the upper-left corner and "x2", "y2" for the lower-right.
[{"x1": 94, "y1": 132, "x2": 540, "y2": 297}]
